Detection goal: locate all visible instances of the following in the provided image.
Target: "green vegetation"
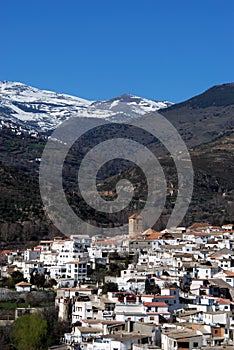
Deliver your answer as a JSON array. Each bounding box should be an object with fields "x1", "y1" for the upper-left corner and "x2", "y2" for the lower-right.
[
  {"x1": 145, "y1": 279, "x2": 161, "y2": 295},
  {"x1": 0, "y1": 97, "x2": 234, "y2": 245},
  {"x1": 12, "y1": 313, "x2": 47, "y2": 350},
  {"x1": 0, "y1": 303, "x2": 70, "y2": 349},
  {"x1": 30, "y1": 272, "x2": 45, "y2": 289},
  {"x1": 1, "y1": 271, "x2": 27, "y2": 289},
  {"x1": 0, "y1": 301, "x2": 27, "y2": 309},
  {"x1": 102, "y1": 282, "x2": 119, "y2": 294},
  {"x1": 87, "y1": 253, "x2": 135, "y2": 283}
]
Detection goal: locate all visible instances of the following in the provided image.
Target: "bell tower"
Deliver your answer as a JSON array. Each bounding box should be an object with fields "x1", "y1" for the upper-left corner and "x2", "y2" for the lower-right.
[{"x1": 129, "y1": 214, "x2": 143, "y2": 238}]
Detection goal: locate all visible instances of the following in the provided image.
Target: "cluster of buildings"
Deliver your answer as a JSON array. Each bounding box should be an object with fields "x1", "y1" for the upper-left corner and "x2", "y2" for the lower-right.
[{"x1": 1, "y1": 215, "x2": 234, "y2": 350}]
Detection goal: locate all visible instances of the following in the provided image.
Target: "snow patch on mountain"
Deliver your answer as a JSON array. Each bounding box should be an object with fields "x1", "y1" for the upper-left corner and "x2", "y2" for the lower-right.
[{"x1": 0, "y1": 81, "x2": 173, "y2": 133}]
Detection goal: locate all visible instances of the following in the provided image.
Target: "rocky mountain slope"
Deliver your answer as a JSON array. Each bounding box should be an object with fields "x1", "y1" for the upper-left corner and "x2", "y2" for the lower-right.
[
  {"x1": 100, "y1": 128, "x2": 234, "y2": 230},
  {"x1": 158, "y1": 82, "x2": 234, "y2": 147},
  {"x1": 0, "y1": 82, "x2": 233, "y2": 245}
]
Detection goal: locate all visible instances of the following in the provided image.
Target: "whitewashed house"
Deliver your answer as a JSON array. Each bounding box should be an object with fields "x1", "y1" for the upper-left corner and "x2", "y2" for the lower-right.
[
  {"x1": 161, "y1": 329, "x2": 202, "y2": 350},
  {"x1": 24, "y1": 249, "x2": 40, "y2": 261},
  {"x1": 213, "y1": 270, "x2": 234, "y2": 287},
  {"x1": 15, "y1": 281, "x2": 32, "y2": 292}
]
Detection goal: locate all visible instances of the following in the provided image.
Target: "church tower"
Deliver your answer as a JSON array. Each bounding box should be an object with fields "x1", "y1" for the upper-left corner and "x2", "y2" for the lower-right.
[{"x1": 128, "y1": 214, "x2": 143, "y2": 238}]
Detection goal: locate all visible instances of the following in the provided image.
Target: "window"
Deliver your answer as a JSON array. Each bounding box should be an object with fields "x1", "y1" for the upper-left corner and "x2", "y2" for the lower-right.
[
  {"x1": 226, "y1": 278, "x2": 231, "y2": 282},
  {"x1": 193, "y1": 342, "x2": 198, "y2": 348},
  {"x1": 150, "y1": 316, "x2": 154, "y2": 320}
]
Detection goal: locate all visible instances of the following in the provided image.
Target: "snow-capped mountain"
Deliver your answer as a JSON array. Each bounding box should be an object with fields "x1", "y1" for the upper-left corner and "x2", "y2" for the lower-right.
[
  {"x1": 0, "y1": 81, "x2": 172, "y2": 134},
  {"x1": 89, "y1": 94, "x2": 172, "y2": 122}
]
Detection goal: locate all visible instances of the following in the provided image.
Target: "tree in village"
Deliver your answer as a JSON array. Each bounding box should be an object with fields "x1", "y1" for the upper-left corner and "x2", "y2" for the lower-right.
[
  {"x1": 145, "y1": 277, "x2": 161, "y2": 295},
  {"x1": 11, "y1": 313, "x2": 47, "y2": 350},
  {"x1": 30, "y1": 271, "x2": 45, "y2": 288},
  {"x1": 42, "y1": 306, "x2": 71, "y2": 346},
  {"x1": 45, "y1": 278, "x2": 57, "y2": 288},
  {"x1": 102, "y1": 282, "x2": 118, "y2": 294},
  {"x1": 11, "y1": 271, "x2": 26, "y2": 284},
  {"x1": 4, "y1": 270, "x2": 27, "y2": 289},
  {"x1": 0, "y1": 323, "x2": 11, "y2": 349}
]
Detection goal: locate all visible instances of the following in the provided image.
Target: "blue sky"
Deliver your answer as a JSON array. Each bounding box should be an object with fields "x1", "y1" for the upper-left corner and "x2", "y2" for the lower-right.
[{"x1": 1, "y1": 0, "x2": 234, "y2": 102}]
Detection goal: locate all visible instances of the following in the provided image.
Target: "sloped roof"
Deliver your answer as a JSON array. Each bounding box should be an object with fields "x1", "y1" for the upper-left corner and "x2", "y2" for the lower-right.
[
  {"x1": 144, "y1": 302, "x2": 168, "y2": 307},
  {"x1": 209, "y1": 248, "x2": 233, "y2": 258},
  {"x1": 142, "y1": 230, "x2": 174, "y2": 240},
  {"x1": 223, "y1": 270, "x2": 234, "y2": 277},
  {"x1": 129, "y1": 214, "x2": 142, "y2": 219},
  {"x1": 164, "y1": 329, "x2": 200, "y2": 339},
  {"x1": 142, "y1": 228, "x2": 159, "y2": 236},
  {"x1": 209, "y1": 278, "x2": 233, "y2": 290},
  {"x1": 188, "y1": 223, "x2": 210, "y2": 230},
  {"x1": 75, "y1": 326, "x2": 103, "y2": 333},
  {"x1": 16, "y1": 281, "x2": 32, "y2": 287},
  {"x1": 214, "y1": 297, "x2": 231, "y2": 305},
  {"x1": 0, "y1": 250, "x2": 11, "y2": 255},
  {"x1": 82, "y1": 319, "x2": 124, "y2": 325}
]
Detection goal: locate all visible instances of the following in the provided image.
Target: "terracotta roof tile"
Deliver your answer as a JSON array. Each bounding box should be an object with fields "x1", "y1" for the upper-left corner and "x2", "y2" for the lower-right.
[
  {"x1": 144, "y1": 302, "x2": 168, "y2": 307},
  {"x1": 188, "y1": 223, "x2": 210, "y2": 229},
  {"x1": 0, "y1": 250, "x2": 11, "y2": 255},
  {"x1": 16, "y1": 281, "x2": 32, "y2": 287},
  {"x1": 129, "y1": 214, "x2": 142, "y2": 219},
  {"x1": 223, "y1": 270, "x2": 234, "y2": 277}
]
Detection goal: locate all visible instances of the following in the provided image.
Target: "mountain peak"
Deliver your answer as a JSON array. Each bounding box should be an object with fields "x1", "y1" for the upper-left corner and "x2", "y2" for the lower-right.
[
  {"x1": 0, "y1": 81, "x2": 29, "y2": 91},
  {"x1": 108, "y1": 93, "x2": 145, "y2": 103},
  {"x1": 166, "y1": 82, "x2": 234, "y2": 110},
  {"x1": 0, "y1": 82, "x2": 172, "y2": 133},
  {"x1": 188, "y1": 82, "x2": 234, "y2": 108}
]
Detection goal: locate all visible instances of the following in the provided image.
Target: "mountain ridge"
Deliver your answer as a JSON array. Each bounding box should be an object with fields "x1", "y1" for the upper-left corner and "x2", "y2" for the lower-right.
[
  {"x1": 0, "y1": 81, "x2": 172, "y2": 134},
  {"x1": 0, "y1": 81, "x2": 234, "y2": 244}
]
